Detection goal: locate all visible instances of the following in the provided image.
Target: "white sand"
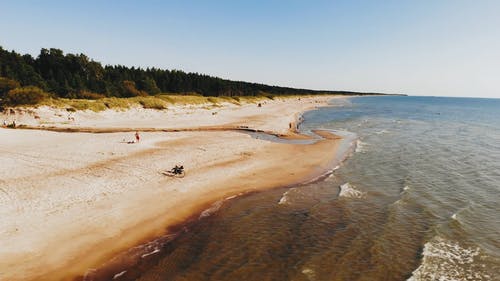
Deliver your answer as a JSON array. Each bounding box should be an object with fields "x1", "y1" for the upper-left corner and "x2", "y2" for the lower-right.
[
  {"x1": 0, "y1": 96, "x2": 346, "y2": 280},
  {"x1": 1, "y1": 96, "x2": 338, "y2": 135}
]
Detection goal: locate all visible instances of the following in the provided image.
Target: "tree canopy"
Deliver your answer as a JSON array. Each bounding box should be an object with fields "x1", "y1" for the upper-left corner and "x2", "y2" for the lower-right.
[{"x1": 0, "y1": 46, "x2": 383, "y2": 99}]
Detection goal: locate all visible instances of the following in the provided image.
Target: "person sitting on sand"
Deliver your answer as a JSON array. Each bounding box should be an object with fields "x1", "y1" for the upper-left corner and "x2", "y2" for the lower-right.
[{"x1": 171, "y1": 165, "x2": 184, "y2": 174}]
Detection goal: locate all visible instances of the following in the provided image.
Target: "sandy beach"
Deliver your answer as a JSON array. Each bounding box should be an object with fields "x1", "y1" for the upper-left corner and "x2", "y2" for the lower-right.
[{"x1": 0, "y1": 96, "x2": 346, "y2": 280}]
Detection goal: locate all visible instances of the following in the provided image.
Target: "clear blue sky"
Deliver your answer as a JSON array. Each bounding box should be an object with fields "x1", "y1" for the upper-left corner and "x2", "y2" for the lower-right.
[{"x1": 1, "y1": 0, "x2": 499, "y2": 98}]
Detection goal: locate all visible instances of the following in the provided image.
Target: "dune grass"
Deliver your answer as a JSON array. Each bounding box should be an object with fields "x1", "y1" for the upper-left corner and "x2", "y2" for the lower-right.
[
  {"x1": 30, "y1": 93, "x2": 279, "y2": 112},
  {"x1": 39, "y1": 98, "x2": 108, "y2": 112}
]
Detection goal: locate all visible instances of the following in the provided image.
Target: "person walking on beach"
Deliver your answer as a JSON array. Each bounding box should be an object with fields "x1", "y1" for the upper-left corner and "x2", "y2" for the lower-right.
[{"x1": 135, "y1": 131, "x2": 140, "y2": 142}]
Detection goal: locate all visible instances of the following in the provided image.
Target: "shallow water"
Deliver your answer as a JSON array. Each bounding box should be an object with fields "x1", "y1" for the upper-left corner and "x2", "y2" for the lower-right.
[{"x1": 113, "y1": 96, "x2": 500, "y2": 281}]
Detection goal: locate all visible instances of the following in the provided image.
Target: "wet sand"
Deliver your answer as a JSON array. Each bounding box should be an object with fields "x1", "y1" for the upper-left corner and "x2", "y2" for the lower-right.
[{"x1": 0, "y1": 96, "x2": 345, "y2": 280}]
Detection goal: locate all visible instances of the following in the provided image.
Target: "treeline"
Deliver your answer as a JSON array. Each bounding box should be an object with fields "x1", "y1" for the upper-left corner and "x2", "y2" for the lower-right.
[{"x1": 0, "y1": 46, "x2": 383, "y2": 103}]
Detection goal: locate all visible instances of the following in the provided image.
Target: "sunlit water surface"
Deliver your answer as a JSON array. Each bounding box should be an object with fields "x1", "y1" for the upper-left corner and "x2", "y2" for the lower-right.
[{"x1": 115, "y1": 96, "x2": 500, "y2": 281}]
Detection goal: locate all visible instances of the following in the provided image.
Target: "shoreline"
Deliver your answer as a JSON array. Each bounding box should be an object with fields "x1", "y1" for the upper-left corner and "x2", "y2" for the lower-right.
[
  {"x1": 80, "y1": 129, "x2": 350, "y2": 281},
  {"x1": 0, "y1": 95, "x2": 349, "y2": 280}
]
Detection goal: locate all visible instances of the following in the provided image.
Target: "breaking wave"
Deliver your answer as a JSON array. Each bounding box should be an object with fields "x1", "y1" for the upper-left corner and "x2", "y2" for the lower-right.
[
  {"x1": 338, "y1": 183, "x2": 366, "y2": 198},
  {"x1": 408, "y1": 236, "x2": 494, "y2": 281},
  {"x1": 278, "y1": 189, "x2": 293, "y2": 205},
  {"x1": 199, "y1": 200, "x2": 224, "y2": 219},
  {"x1": 355, "y1": 139, "x2": 368, "y2": 153}
]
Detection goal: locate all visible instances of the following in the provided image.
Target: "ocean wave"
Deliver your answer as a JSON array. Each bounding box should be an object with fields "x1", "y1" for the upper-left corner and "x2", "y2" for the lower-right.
[
  {"x1": 326, "y1": 166, "x2": 341, "y2": 180},
  {"x1": 225, "y1": 194, "x2": 237, "y2": 200},
  {"x1": 278, "y1": 188, "x2": 297, "y2": 205},
  {"x1": 199, "y1": 200, "x2": 224, "y2": 219},
  {"x1": 449, "y1": 204, "x2": 474, "y2": 225},
  {"x1": 355, "y1": 140, "x2": 368, "y2": 153},
  {"x1": 198, "y1": 193, "x2": 247, "y2": 219},
  {"x1": 392, "y1": 198, "x2": 404, "y2": 206},
  {"x1": 399, "y1": 185, "x2": 411, "y2": 195},
  {"x1": 141, "y1": 248, "x2": 160, "y2": 258},
  {"x1": 338, "y1": 183, "x2": 366, "y2": 198},
  {"x1": 113, "y1": 270, "x2": 127, "y2": 280},
  {"x1": 357, "y1": 119, "x2": 369, "y2": 127},
  {"x1": 407, "y1": 236, "x2": 493, "y2": 281},
  {"x1": 301, "y1": 267, "x2": 316, "y2": 280}
]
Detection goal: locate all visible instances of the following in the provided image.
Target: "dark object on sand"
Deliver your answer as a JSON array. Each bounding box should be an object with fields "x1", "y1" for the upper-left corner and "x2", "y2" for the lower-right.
[{"x1": 161, "y1": 165, "x2": 185, "y2": 178}]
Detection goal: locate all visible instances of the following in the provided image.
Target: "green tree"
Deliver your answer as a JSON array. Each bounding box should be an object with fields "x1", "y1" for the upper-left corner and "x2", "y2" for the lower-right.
[
  {"x1": 138, "y1": 77, "x2": 160, "y2": 95},
  {"x1": 0, "y1": 45, "x2": 374, "y2": 100}
]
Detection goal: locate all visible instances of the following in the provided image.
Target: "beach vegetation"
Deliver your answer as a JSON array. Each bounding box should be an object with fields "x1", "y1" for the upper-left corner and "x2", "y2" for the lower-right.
[
  {"x1": 121, "y1": 80, "x2": 149, "y2": 97},
  {"x1": 156, "y1": 94, "x2": 208, "y2": 105},
  {"x1": 73, "y1": 90, "x2": 106, "y2": 100},
  {"x1": 65, "y1": 99, "x2": 107, "y2": 112},
  {"x1": 0, "y1": 77, "x2": 21, "y2": 97},
  {"x1": 4, "y1": 86, "x2": 48, "y2": 105},
  {"x1": 134, "y1": 96, "x2": 167, "y2": 110},
  {"x1": 1, "y1": 91, "x2": 301, "y2": 112},
  {"x1": 101, "y1": 97, "x2": 132, "y2": 110}
]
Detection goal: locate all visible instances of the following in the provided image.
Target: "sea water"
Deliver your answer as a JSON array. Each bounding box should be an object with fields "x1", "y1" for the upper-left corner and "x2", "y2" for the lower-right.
[{"x1": 119, "y1": 96, "x2": 500, "y2": 281}]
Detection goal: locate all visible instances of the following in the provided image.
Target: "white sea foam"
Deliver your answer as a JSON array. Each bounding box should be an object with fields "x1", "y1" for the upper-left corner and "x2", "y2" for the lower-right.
[
  {"x1": 301, "y1": 267, "x2": 316, "y2": 280},
  {"x1": 355, "y1": 140, "x2": 368, "y2": 153},
  {"x1": 407, "y1": 236, "x2": 491, "y2": 281},
  {"x1": 400, "y1": 186, "x2": 410, "y2": 195},
  {"x1": 199, "y1": 200, "x2": 223, "y2": 219},
  {"x1": 83, "y1": 268, "x2": 97, "y2": 281},
  {"x1": 338, "y1": 183, "x2": 366, "y2": 198},
  {"x1": 326, "y1": 166, "x2": 341, "y2": 180},
  {"x1": 393, "y1": 198, "x2": 403, "y2": 205},
  {"x1": 198, "y1": 194, "x2": 245, "y2": 219},
  {"x1": 113, "y1": 270, "x2": 127, "y2": 279},
  {"x1": 278, "y1": 188, "x2": 296, "y2": 205},
  {"x1": 141, "y1": 248, "x2": 160, "y2": 258}
]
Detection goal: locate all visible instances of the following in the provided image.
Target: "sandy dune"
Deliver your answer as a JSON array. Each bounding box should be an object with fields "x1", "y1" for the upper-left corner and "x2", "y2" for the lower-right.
[{"x1": 0, "y1": 96, "x2": 347, "y2": 280}]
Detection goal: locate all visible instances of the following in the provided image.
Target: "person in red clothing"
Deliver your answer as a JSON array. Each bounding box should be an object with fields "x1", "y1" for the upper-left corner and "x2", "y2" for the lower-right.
[{"x1": 135, "y1": 131, "x2": 140, "y2": 142}]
